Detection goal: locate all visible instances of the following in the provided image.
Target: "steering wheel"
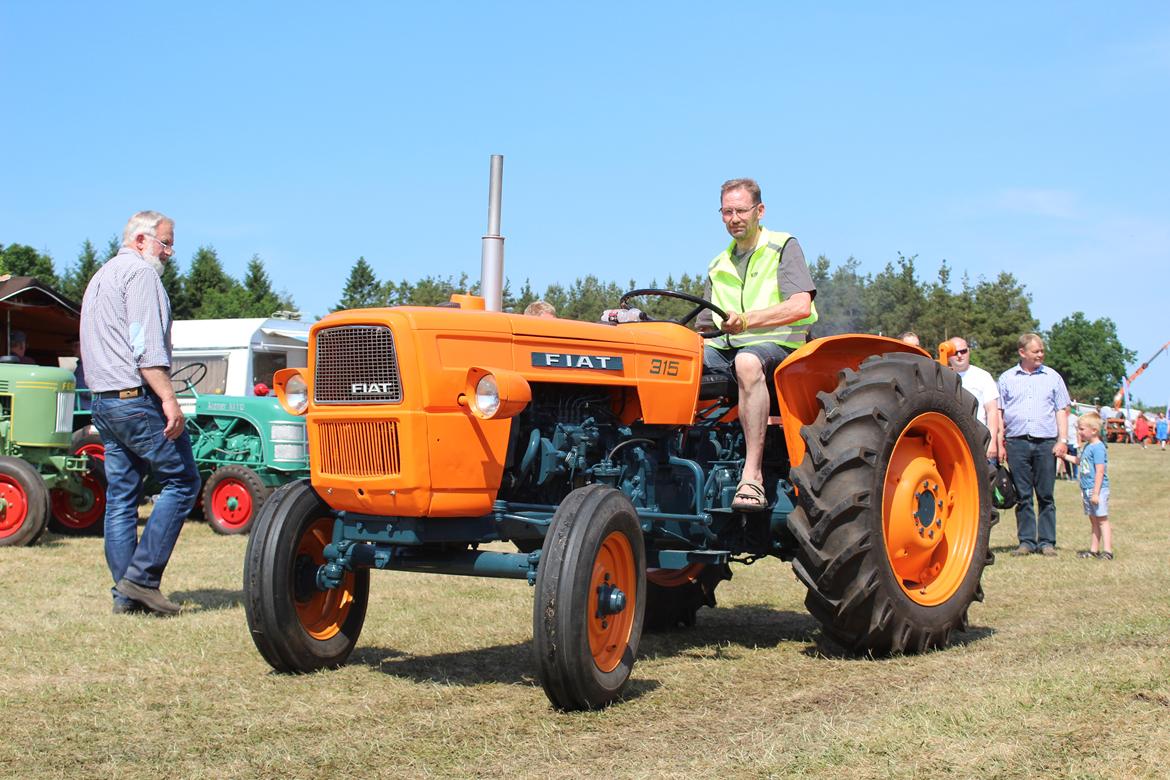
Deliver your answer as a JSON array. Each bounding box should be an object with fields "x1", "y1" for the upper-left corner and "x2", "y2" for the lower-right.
[
  {"x1": 171, "y1": 362, "x2": 208, "y2": 395},
  {"x1": 617, "y1": 288, "x2": 730, "y2": 340}
]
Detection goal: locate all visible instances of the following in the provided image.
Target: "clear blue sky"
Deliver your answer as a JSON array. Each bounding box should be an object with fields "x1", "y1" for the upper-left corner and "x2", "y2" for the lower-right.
[{"x1": 3, "y1": 3, "x2": 1168, "y2": 406}]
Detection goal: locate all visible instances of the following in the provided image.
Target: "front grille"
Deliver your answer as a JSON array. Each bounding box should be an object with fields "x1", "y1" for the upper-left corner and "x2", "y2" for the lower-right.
[
  {"x1": 315, "y1": 325, "x2": 402, "y2": 404},
  {"x1": 317, "y1": 420, "x2": 401, "y2": 476}
]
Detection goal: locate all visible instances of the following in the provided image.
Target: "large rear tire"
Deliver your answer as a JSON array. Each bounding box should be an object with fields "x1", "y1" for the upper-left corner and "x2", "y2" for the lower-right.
[
  {"x1": 0, "y1": 457, "x2": 50, "y2": 547},
  {"x1": 788, "y1": 352, "x2": 996, "y2": 654},
  {"x1": 244, "y1": 480, "x2": 369, "y2": 672},
  {"x1": 203, "y1": 464, "x2": 270, "y2": 535},
  {"x1": 533, "y1": 484, "x2": 646, "y2": 711}
]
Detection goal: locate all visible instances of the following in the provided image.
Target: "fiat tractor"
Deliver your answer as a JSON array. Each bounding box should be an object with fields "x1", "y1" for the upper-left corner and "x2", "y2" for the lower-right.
[{"x1": 243, "y1": 159, "x2": 995, "y2": 710}]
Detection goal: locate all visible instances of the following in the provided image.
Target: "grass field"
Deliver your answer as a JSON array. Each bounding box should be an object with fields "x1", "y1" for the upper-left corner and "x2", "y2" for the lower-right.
[{"x1": 3, "y1": 445, "x2": 1169, "y2": 779}]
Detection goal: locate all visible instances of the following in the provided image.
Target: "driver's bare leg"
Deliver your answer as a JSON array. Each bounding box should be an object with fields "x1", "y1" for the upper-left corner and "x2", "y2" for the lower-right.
[{"x1": 734, "y1": 351, "x2": 768, "y2": 484}]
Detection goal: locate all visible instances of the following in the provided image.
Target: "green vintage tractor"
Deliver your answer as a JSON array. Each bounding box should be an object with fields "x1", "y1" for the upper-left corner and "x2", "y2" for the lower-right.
[
  {"x1": 0, "y1": 363, "x2": 101, "y2": 546},
  {"x1": 64, "y1": 363, "x2": 308, "y2": 536}
]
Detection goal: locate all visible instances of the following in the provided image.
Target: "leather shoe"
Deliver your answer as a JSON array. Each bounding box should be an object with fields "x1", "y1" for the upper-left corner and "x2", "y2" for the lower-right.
[
  {"x1": 112, "y1": 600, "x2": 145, "y2": 615},
  {"x1": 115, "y1": 579, "x2": 181, "y2": 615},
  {"x1": 1039, "y1": 546, "x2": 1058, "y2": 557},
  {"x1": 1011, "y1": 544, "x2": 1033, "y2": 556}
]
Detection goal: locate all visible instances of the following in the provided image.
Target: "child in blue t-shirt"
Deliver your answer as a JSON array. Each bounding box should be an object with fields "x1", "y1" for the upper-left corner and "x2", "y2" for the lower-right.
[
  {"x1": 1157, "y1": 413, "x2": 1169, "y2": 451},
  {"x1": 1064, "y1": 412, "x2": 1113, "y2": 560}
]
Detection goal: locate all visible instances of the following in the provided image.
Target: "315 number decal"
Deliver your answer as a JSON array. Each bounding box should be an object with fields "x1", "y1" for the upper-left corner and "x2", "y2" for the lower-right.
[{"x1": 649, "y1": 359, "x2": 680, "y2": 376}]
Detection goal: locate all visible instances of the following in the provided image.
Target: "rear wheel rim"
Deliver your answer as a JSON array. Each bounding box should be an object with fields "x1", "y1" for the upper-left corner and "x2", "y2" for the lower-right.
[
  {"x1": 646, "y1": 563, "x2": 705, "y2": 588},
  {"x1": 211, "y1": 478, "x2": 254, "y2": 530},
  {"x1": 882, "y1": 412, "x2": 980, "y2": 606},
  {"x1": 292, "y1": 517, "x2": 356, "y2": 640},
  {"x1": 49, "y1": 473, "x2": 105, "y2": 530},
  {"x1": 588, "y1": 530, "x2": 636, "y2": 673}
]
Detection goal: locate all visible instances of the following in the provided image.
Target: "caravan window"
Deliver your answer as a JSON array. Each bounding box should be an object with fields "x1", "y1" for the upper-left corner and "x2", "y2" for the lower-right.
[
  {"x1": 253, "y1": 352, "x2": 288, "y2": 390},
  {"x1": 171, "y1": 355, "x2": 229, "y2": 395}
]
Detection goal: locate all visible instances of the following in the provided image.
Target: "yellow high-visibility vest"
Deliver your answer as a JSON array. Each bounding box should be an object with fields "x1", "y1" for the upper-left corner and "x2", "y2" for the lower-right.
[{"x1": 708, "y1": 228, "x2": 817, "y2": 349}]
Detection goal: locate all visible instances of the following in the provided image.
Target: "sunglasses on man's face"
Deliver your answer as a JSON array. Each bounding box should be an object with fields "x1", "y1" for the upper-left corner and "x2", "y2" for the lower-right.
[{"x1": 954, "y1": 348, "x2": 969, "y2": 355}]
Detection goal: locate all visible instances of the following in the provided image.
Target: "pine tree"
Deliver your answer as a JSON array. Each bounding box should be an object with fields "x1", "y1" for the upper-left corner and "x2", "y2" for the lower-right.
[
  {"x1": 61, "y1": 240, "x2": 102, "y2": 302},
  {"x1": 104, "y1": 236, "x2": 121, "y2": 262},
  {"x1": 181, "y1": 246, "x2": 238, "y2": 318},
  {"x1": 333, "y1": 257, "x2": 381, "y2": 311},
  {"x1": 243, "y1": 255, "x2": 289, "y2": 317}
]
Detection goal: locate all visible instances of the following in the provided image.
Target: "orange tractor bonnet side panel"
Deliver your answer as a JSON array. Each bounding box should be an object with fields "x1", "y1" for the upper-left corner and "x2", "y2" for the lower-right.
[{"x1": 775, "y1": 335, "x2": 928, "y2": 467}]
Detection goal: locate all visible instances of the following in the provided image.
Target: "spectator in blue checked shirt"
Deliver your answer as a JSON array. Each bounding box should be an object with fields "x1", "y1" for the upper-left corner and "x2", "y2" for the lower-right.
[{"x1": 998, "y1": 333, "x2": 1071, "y2": 557}]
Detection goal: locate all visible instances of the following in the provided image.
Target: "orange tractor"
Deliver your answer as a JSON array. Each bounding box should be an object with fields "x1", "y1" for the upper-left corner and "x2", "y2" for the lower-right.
[{"x1": 243, "y1": 163, "x2": 995, "y2": 710}]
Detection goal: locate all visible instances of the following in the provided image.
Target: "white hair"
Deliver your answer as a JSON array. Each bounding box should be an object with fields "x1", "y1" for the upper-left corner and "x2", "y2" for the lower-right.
[{"x1": 122, "y1": 210, "x2": 173, "y2": 247}]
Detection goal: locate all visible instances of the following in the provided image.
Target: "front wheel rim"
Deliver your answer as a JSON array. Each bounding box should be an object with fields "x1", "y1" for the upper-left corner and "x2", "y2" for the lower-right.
[
  {"x1": 0, "y1": 477, "x2": 29, "y2": 537},
  {"x1": 292, "y1": 517, "x2": 355, "y2": 640},
  {"x1": 211, "y1": 478, "x2": 254, "y2": 530},
  {"x1": 882, "y1": 412, "x2": 980, "y2": 606},
  {"x1": 588, "y1": 530, "x2": 636, "y2": 673}
]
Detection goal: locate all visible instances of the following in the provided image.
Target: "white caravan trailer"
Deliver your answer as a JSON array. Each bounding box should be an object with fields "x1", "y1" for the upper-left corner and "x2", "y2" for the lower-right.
[{"x1": 170, "y1": 317, "x2": 311, "y2": 398}]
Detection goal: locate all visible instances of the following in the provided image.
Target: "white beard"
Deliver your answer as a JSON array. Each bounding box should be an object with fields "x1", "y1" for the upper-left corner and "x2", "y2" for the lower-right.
[{"x1": 143, "y1": 250, "x2": 164, "y2": 276}]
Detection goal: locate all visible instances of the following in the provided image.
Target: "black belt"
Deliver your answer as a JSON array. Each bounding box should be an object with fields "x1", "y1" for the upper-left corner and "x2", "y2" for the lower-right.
[
  {"x1": 94, "y1": 387, "x2": 147, "y2": 400},
  {"x1": 1007, "y1": 435, "x2": 1055, "y2": 443}
]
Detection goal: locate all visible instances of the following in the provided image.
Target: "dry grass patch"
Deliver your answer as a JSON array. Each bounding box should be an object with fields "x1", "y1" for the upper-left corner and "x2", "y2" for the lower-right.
[{"x1": 2, "y1": 446, "x2": 1170, "y2": 778}]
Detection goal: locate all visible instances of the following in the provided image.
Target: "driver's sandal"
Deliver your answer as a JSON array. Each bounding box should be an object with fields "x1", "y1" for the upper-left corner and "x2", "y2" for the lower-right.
[{"x1": 731, "y1": 479, "x2": 768, "y2": 512}]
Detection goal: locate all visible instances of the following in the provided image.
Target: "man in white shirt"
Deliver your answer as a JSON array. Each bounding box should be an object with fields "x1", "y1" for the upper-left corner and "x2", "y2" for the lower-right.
[{"x1": 947, "y1": 337, "x2": 1001, "y2": 462}]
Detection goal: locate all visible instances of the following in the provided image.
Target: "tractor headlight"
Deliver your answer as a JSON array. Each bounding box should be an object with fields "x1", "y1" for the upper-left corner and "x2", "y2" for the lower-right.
[
  {"x1": 285, "y1": 374, "x2": 309, "y2": 414},
  {"x1": 475, "y1": 375, "x2": 500, "y2": 418},
  {"x1": 462, "y1": 367, "x2": 531, "y2": 420}
]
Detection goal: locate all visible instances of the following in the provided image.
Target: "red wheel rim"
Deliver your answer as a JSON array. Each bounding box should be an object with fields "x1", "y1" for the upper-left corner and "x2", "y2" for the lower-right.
[
  {"x1": 76, "y1": 443, "x2": 105, "y2": 463},
  {"x1": 211, "y1": 478, "x2": 254, "y2": 530},
  {"x1": 0, "y1": 476, "x2": 30, "y2": 539},
  {"x1": 50, "y1": 472, "x2": 106, "y2": 530}
]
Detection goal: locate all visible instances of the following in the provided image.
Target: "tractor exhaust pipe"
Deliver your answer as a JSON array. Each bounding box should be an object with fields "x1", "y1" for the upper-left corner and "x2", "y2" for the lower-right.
[{"x1": 480, "y1": 154, "x2": 505, "y2": 311}]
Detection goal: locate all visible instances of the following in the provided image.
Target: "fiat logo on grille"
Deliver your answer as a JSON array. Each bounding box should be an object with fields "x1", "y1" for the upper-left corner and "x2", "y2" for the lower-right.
[{"x1": 351, "y1": 382, "x2": 396, "y2": 395}]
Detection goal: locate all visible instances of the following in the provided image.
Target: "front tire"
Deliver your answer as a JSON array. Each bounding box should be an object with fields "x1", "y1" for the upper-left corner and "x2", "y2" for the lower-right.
[
  {"x1": 788, "y1": 352, "x2": 996, "y2": 654},
  {"x1": 0, "y1": 457, "x2": 50, "y2": 547},
  {"x1": 533, "y1": 484, "x2": 646, "y2": 710},
  {"x1": 203, "y1": 464, "x2": 270, "y2": 535},
  {"x1": 244, "y1": 480, "x2": 369, "y2": 672}
]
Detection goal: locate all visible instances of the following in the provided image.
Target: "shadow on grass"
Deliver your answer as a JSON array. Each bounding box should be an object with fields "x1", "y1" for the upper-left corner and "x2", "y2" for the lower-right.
[
  {"x1": 351, "y1": 604, "x2": 823, "y2": 688},
  {"x1": 800, "y1": 623, "x2": 997, "y2": 659},
  {"x1": 170, "y1": 587, "x2": 244, "y2": 611}
]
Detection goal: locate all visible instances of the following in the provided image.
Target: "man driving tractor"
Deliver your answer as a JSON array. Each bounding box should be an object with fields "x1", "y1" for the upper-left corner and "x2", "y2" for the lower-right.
[{"x1": 697, "y1": 178, "x2": 818, "y2": 511}]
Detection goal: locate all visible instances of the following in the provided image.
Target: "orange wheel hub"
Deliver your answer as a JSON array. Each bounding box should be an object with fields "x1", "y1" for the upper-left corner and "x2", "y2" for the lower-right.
[{"x1": 882, "y1": 412, "x2": 980, "y2": 605}]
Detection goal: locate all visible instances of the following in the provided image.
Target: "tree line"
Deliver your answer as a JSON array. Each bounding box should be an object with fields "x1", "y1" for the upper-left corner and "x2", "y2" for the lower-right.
[
  {"x1": 0, "y1": 239, "x2": 1139, "y2": 406},
  {"x1": 335, "y1": 252, "x2": 1137, "y2": 405},
  {"x1": 0, "y1": 239, "x2": 294, "y2": 320}
]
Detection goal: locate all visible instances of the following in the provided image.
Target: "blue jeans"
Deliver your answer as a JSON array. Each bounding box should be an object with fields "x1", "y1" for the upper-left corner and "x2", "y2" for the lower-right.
[
  {"x1": 92, "y1": 393, "x2": 200, "y2": 605},
  {"x1": 1005, "y1": 436, "x2": 1058, "y2": 551}
]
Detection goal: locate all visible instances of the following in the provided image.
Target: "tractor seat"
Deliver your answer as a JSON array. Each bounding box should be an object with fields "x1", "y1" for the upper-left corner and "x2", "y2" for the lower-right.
[
  {"x1": 699, "y1": 369, "x2": 737, "y2": 401},
  {"x1": 698, "y1": 366, "x2": 783, "y2": 420}
]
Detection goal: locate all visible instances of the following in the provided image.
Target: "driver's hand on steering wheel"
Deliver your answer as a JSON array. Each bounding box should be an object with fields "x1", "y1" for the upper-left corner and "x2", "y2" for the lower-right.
[{"x1": 724, "y1": 310, "x2": 748, "y2": 335}]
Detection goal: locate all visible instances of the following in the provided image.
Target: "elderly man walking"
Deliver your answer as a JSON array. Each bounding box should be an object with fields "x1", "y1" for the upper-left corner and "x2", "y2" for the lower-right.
[
  {"x1": 998, "y1": 333, "x2": 1071, "y2": 557},
  {"x1": 81, "y1": 211, "x2": 201, "y2": 614}
]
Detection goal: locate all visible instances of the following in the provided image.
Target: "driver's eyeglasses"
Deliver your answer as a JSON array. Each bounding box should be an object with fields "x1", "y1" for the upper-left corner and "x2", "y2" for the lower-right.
[
  {"x1": 719, "y1": 205, "x2": 758, "y2": 219},
  {"x1": 954, "y1": 348, "x2": 969, "y2": 355},
  {"x1": 148, "y1": 235, "x2": 174, "y2": 252}
]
